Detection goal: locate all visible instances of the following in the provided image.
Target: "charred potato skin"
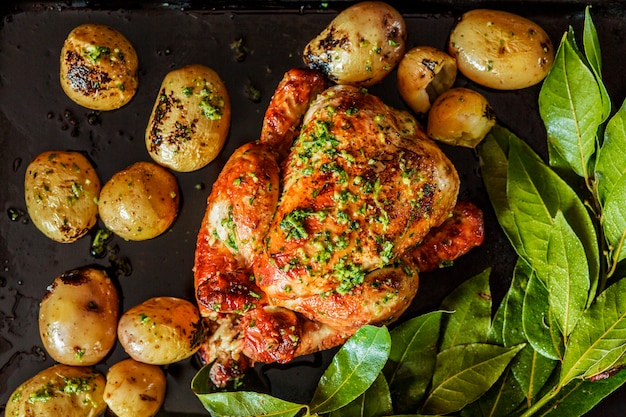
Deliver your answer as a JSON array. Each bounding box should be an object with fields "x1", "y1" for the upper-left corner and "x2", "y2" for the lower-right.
[
  {"x1": 24, "y1": 151, "x2": 101, "y2": 243},
  {"x1": 118, "y1": 297, "x2": 205, "y2": 365},
  {"x1": 104, "y1": 359, "x2": 166, "y2": 417},
  {"x1": 146, "y1": 64, "x2": 231, "y2": 172},
  {"x1": 303, "y1": 1, "x2": 406, "y2": 87},
  {"x1": 397, "y1": 46, "x2": 457, "y2": 114},
  {"x1": 427, "y1": 87, "x2": 496, "y2": 148},
  {"x1": 5, "y1": 364, "x2": 106, "y2": 417},
  {"x1": 98, "y1": 161, "x2": 180, "y2": 241},
  {"x1": 60, "y1": 23, "x2": 139, "y2": 110},
  {"x1": 38, "y1": 267, "x2": 119, "y2": 366},
  {"x1": 448, "y1": 9, "x2": 554, "y2": 90}
]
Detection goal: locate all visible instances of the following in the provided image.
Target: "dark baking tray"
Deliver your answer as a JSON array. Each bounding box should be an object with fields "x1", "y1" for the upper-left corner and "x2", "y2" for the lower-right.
[{"x1": 1, "y1": 1, "x2": 626, "y2": 415}]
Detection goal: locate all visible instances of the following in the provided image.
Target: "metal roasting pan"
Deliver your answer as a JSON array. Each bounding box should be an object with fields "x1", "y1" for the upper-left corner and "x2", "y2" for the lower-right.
[{"x1": 1, "y1": 1, "x2": 626, "y2": 415}]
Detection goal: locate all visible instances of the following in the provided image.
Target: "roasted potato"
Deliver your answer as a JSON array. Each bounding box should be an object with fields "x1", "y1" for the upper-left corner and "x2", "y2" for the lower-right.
[
  {"x1": 303, "y1": 1, "x2": 406, "y2": 87},
  {"x1": 24, "y1": 150, "x2": 101, "y2": 243},
  {"x1": 427, "y1": 87, "x2": 496, "y2": 148},
  {"x1": 145, "y1": 64, "x2": 231, "y2": 172},
  {"x1": 5, "y1": 364, "x2": 106, "y2": 417},
  {"x1": 397, "y1": 46, "x2": 457, "y2": 114},
  {"x1": 118, "y1": 297, "x2": 204, "y2": 365},
  {"x1": 448, "y1": 9, "x2": 554, "y2": 90},
  {"x1": 104, "y1": 359, "x2": 166, "y2": 417},
  {"x1": 39, "y1": 267, "x2": 119, "y2": 366},
  {"x1": 60, "y1": 23, "x2": 138, "y2": 110},
  {"x1": 98, "y1": 161, "x2": 180, "y2": 241}
]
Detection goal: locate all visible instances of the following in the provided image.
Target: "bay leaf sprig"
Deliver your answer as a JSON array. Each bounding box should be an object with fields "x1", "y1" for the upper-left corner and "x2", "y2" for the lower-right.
[{"x1": 478, "y1": 6, "x2": 626, "y2": 416}]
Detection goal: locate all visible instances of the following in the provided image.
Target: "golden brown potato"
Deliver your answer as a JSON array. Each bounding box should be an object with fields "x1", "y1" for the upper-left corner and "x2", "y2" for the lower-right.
[
  {"x1": 427, "y1": 87, "x2": 496, "y2": 148},
  {"x1": 24, "y1": 150, "x2": 101, "y2": 243},
  {"x1": 303, "y1": 1, "x2": 406, "y2": 87},
  {"x1": 98, "y1": 161, "x2": 180, "y2": 241},
  {"x1": 39, "y1": 267, "x2": 119, "y2": 366},
  {"x1": 104, "y1": 359, "x2": 166, "y2": 417},
  {"x1": 118, "y1": 297, "x2": 204, "y2": 365},
  {"x1": 145, "y1": 64, "x2": 231, "y2": 172},
  {"x1": 60, "y1": 23, "x2": 138, "y2": 110},
  {"x1": 5, "y1": 364, "x2": 106, "y2": 417},
  {"x1": 448, "y1": 9, "x2": 554, "y2": 90},
  {"x1": 397, "y1": 46, "x2": 457, "y2": 114}
]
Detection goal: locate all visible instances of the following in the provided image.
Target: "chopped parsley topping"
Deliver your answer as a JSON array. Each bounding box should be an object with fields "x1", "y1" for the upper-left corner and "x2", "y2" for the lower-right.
[
  {"x1": 83, "y1": 45, "x2": 110, "y2": 62},
  {"x1": 280, "y1": 208, "x2": 313, "y2": 241},
  {"x1": 198, "y1": 85, "x2": 224, "y2": 120}
]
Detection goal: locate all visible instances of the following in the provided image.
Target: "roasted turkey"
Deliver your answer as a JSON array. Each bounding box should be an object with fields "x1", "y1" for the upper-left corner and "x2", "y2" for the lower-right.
[{"x1": 193, "y1": 68, "x2": 484, "y2": 386}]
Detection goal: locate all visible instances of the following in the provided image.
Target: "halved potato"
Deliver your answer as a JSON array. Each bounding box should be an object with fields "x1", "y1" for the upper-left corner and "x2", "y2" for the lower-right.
[
  {"x1": 60, "y1": 23, "x2": 138, "y2": 110},
  {"x1": 24, "y1": 150, "x2": 101, "y2": 243},
  {"x1": 448, "y1": 9, "x2": 554, "y2": 90},
  {"x1": 303, "y1": 1, "x2": 406, "y2": 87},
  {"x1": 145, "y1": 64, "x2": 231, "y2": 172},
  {"x1": 5, "y1": 364, "x2": 106, "y2": 417},
  {"x1": 39, "y1": 266, "x2": 119, "y2": 366},
  {"x1": 98, "y1": 161, "x2": 180, "y2": 241}
]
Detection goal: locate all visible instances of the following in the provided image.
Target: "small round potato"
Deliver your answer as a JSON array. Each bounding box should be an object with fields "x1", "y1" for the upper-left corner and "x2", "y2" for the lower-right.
[
  {"x1": 118, "y1": 297, "x2": 205, "y2": 365},
  {"x1": 303, "y1": 1, "x2": 406, "y2": 87},
  {"x1": 104, "y1": 359, "x2": 166, "y2": 417},
  {"x1": 98, "y1": 161, "x2": 180, "y2": 241},
  {"x1": 24, "y1": 150, "x2": 101, "y2": 243},
  {"x1": 39, "y1": 267, "x2": 119, "y2": 366},
  {"x1": 397, "y1": 46, "x2": 457, "y2": 114},
  {"x1": 427, "y1": 87, "x2": 496, "y2": 148},
  {"x1": 5, "y1": 364, "x2": 106, "y2": 417},
  {"x1": 60, "y1": 23, "x2": 139, "y2": 110},
  {"x1": 145, "y1": 64, "x2": 231, "y2": 172},
  {"x1": 448, "y1": 9, "x2": 554, "y2": 90}
]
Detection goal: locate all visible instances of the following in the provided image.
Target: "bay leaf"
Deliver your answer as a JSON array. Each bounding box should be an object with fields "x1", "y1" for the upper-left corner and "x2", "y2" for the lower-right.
[
  {"x1": 328, "y1": 373, "x2": 393, "y2": 417},
  {"x1": 601, "y1": 173, "x2": 626, "y2": 265},
  {"x1": 560, "y1": 277, "x2": 626, "y2": 386},
  {"x1": 595, "y1": 99, "x2": 626, "y2": 206},
  {"x1": 489, "y1": 290, "x2": 507, "y2": 346},
  {"x1": 501, "y1": 259, "x2": 533, "y2": 347},
  {"x1": 502, "y1": 260, "x2": 559, "y2": 404},
  {"x1": 480, "y1": 127, "x2": 599, "y2": 301},
  {"x1": 459, "y1": 366, "x2": 526, "y2": 417},
  {"x1": 440, "y1": 268, "x2": 492, "y2": 350},
  {"x1": 384, "y1": 311, "x2": 444, "y2": 413},
  {"x1": 193, "y1": 391, "x2": 304, "y2": 417},
  {"x1": 545, "y1": 211, "x2": 590, "y2": 336},
  {"x1": 511, "y1": 344, "x2": 558, "y2": 407},
  {"x1": 538, "y1": 29, "x2": 603, "y2": 179},
  {"x1": 535, "y1": 369, "x2": 626, "y2": 417},
  {"x1": 583, "y1": 6, "x2": 602, "y2": 78},
  {"x1": 309, "y1": 325, "x2": 391, "y2": 414},
  {"x1": 479, "y1": 127, "x2": 526, "y2": 257},
  {"x1": 582, "y1": 6, "x2": 611, "y2": 123},
  {"x1": 422, "y1": 343, "x2": 524, "y2": 415},
  {"x1": 522, "y1": 272, "x2": 564, "y2": 361}
]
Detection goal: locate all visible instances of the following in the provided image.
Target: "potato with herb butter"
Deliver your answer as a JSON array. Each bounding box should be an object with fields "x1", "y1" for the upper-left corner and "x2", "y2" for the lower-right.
[
  {"x1": 5, "y1": 364, "x2": 106, "y2": 417},
  {"x1": 448, "y1": 9, "x2": 554, "y2": 90},
  {"x1": 98, "y1": 161, "x2": 180, "y2": 241},
  {"x1": 60, "y1": 23, "x2": 138, "y2": 110},
  {"x1": 104, "y1": 359, "x2": 166, "y2": 417},
  {"x1": 146, "y1": 64, "x2": 231, "y2": 172},
  {"x1": 39, "y1": 266, "x2": 119, "y2": 366},
  {"x1": 24, "y1": 150, "x2": 101, "y2": 243},
  {"x1": 303, "y1": 1, "x2": 406, "y2": 87},
  {"x1": 118, "y1": 297, "x2": 204, "y2": 365}
]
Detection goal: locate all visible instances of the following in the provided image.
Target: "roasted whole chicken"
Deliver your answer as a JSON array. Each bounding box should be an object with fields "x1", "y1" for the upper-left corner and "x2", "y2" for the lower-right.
[{"x1": 193, "y1": 68, "x2": 484, "y2": 386}]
